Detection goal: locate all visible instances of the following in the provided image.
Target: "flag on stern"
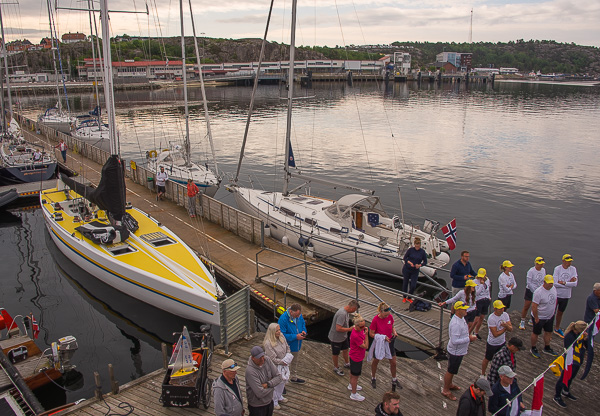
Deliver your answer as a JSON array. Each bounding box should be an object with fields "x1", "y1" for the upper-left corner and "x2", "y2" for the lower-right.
[
  {"x1": 531, "y1": 374, "x2": 544, "y2": 416},
  {"x1": 441, "y1": 218, "x2": 457, "y2": 250},
  {"x1": 581, "y1": 312, "x2": 600, "y2": 380},
  {"x1": 31, "y1": 314, "x2": 40, "y2": 339}
]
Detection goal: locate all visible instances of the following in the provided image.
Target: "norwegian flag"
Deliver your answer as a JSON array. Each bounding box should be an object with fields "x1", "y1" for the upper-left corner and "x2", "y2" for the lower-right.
[
  {"x1": 441, "y1": 218, "x2": 457, "y2": 250},
  {"x1": 531, "y1": 374, "x2": 544, "y2": 416},
  {"x1": 563, "y1": 344, "x2": 574, "y2": 386},
  {"x1": 31, "y1": 314, "x2": 40, "y2": 339}
]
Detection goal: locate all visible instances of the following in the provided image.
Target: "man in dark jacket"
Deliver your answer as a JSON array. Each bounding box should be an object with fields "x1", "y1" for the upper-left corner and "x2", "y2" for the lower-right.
[
  {"x1": 456, "y1": 377, "x2": 493, "y2": 416},
  {"x1": 374, "y1": 391, "x2": 403, "y2": 416},
  {"x1": 489, "y1": 366, "x2": 523, "y2": 416}
]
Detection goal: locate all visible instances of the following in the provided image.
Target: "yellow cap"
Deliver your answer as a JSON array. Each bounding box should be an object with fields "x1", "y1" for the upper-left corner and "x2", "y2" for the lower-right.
[
  {"x1": 454, "y1": 301, "x2": 469, "y2": 310},
  {"x1": 465, "y1": 279, "x2": 477, "y2": 287},
  {"x1": 502, "y1": 260, "x2": 514, "y2": 268},
  {"x1": 544, "y1": 274, "x2": 554, "y2": 284},
  {"x1": 477, "y1": 268, "x2": 487, "y2": 278},
  {"x1": 562, "y1": 254, "x2": 573, "y2": 262},
  {"x1": 493, "y1": 300, "x2": 506, "y2": 309},
  {"x1": 534, "y1": 257, "x2": 545, "y2": 265}
]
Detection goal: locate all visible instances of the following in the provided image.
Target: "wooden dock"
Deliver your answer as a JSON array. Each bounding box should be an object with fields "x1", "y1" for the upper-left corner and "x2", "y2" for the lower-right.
[
  {"x1": 60, "y1": 313, "x2": 600, "y2": 416},
  {"x1": 17, "y1": 118, "x2": 447, "y2": 352}
]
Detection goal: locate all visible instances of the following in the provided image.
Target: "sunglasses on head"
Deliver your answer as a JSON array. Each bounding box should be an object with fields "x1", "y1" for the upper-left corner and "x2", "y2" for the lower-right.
[
  {"x1": 226, "y1": 362, "x2": 238, "y2": 369},
  {"x1": 383, "y1": 307, "x2": 391, "y2": 312}
]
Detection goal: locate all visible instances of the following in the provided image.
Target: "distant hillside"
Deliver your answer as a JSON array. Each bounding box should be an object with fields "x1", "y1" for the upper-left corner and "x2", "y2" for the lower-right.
[{"x1": 8, "y1": 37, "x2": 600, "y2": 77}]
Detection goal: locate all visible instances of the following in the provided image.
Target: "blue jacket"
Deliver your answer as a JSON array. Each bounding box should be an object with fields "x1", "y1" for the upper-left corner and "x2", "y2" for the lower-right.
[
  {"x1": 402, "y1": 247, "x2": 428, "y2": 273},
  {"x1": 450, "y1": 260, "x2": 476, "y2": 289},
  {"x1": 488, "y1": 380, "x2": 521, "y2": 416},
  {"x1": 278, "y1": 310, "x2": 307, "y2": 352}
]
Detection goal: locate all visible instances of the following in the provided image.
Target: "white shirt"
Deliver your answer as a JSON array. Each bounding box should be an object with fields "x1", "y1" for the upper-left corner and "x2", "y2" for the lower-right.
[
  {"x1": 498, "y1": 272, "x2": 517, "y2": 298},
  {"x1": 447, "y1": 315, "x2": 470, "y2": 356},
  {"x1": 446, "y1": 290, "x2": 476, "y2": 312},
  {"x1": 552, "y1": 265, "x2": 578, "y2": 299},
  {"x1": 475, "y1": 279, "x2": 491, "y2": 301},
  {"x1": 156, "y1": 171, "x2": 168, "y2": 186},
  {"x1": 487, "y1": 311, "x2": 510, "y2": 346},
  {"x1": 526, "y1": 266, "x2": 546, "y2": 292},
  {"x1": 532, "y1": 285, "x2": 557, "y2": 320}
]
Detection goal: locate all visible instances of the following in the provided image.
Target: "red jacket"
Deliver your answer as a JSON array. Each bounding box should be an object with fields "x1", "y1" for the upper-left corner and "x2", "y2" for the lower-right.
[{"x1": 187, "y1": 182, "x2": 199, "y2": 197}]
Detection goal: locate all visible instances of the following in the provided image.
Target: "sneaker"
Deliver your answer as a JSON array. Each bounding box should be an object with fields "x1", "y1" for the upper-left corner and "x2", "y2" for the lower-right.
[
  {"x1": 554, "y1": 328, "x2": 565, "y2": 338},
  {"x1": 343, "y1": 362, "x2": 351, "y2": 368},
  {"x1": 553, "y1": 396, "x2": 567, "y2": 408},
  {"x1": 290, "y1": 378, "x2": 305, "y2": 384},
  {"x1": 562, "y1": 391, "x2": 577, "y2": 401},
  {"x1": 403, "y1": 298, "x2": 407, "y2": 303},
  {"x1": 334, "y1": 367, "x2": 345, "y2": 376},
  {"x1": 528, "y1": 318, "x2": 533, "y2": 326},
  {"x1": 350, "y1": 392, "x2": 365, "y2": 401},
  {"x1": 371, "y1": 378, "x2": 377, "y2": 389},
  {"x1": 347, "y1": 384, "x2": 362, "y2": 391},
  {"x1": 543, "y1": 347, "x2": 559, "y2": 356},
  {"x1": 531, "y1": 347, "x2": 540, "y2": 359},
  {"x1": 408, "y1": 299, "x2": 414, "y2": 304},
  {"x1": 519, "y1": 320, "x2": 525, "y2": 330},
  {"x1": 279, "y1": 398, "x2": 289, "y2": 403},
  {"x1": 392, "y1": 379, "x2": 403, "y2": 391},
  {"x1": 274, "y1": 404, "x2": 281, "y2": 410}
]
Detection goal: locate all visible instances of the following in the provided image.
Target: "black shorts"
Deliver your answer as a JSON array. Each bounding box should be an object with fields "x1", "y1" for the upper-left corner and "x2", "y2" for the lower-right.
[
  {"x1": 331, "y1": 338, "x2": 350, "y2": 355},
  {"x1": 157, "y1": 185, "x2": 166, "y2": 193},
  {"x1": 532, "y1": 316, "x2": 554, "y2": 335},
  {"x1": 524, "y1": 288, "x2": 534, "y2": 301},
  {"x1": 349, "y1": 358, "x2": 363, "y2": 376},
  {"x1": 447, "y1": 353, "x2": 464, "y2": 375},
  {"x1": 499, "y1": 295, "x2": 512, "y2": 309},
  {"x1": 485, "y1": 342, "x2": 505, "y2": 361},
  {"x1": 465, "y1": 309, "x2": 477, "y2": 323},
  {"x1": 476, "y1": 299, "x2": 491, "y2": 316},
  {"x1": 556, "y1": 298, "x2": 569, "y2": 313}
]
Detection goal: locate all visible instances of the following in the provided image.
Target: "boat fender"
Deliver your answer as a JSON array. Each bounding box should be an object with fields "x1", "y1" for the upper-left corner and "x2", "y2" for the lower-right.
[
  {"x1": 264, "y1": 224, "x2": 271, "y2": 238},
  {"x1": 282, "y1": 235, "x2": 289, "y2": 246},
  {"x1": 306, "y1": 243, "x2": 315, "y2": 258},
  {"x1": 298, "y1": 237, "x2": 310, "y2": 247}
]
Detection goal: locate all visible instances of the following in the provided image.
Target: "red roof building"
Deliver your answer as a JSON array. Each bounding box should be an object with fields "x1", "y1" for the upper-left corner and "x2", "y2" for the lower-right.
[{"x1": 61, "y1": 32, "x2": 86, "y2": 44}]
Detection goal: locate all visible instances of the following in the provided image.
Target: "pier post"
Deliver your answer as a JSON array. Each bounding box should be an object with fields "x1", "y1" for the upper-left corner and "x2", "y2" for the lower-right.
[
  {"x1": 161, "y1": 343, "x2": 169, "y2": 369},
  {"x1": 108, "y1": 363, "x2": 119, "y2": 394},
  {"x1": 94, "y1": 371, "x2": 102, "y2": 400}
]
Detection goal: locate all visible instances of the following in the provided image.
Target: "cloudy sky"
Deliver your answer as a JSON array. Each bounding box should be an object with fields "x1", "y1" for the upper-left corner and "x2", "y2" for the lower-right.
[{"x1": 3, "y1": 0, "x2": 599, "y2": 48}]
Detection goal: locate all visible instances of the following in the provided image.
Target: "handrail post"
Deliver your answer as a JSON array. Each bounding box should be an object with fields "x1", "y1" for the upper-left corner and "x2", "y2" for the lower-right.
[
  {"x1": 354, "y1": 247, "x2": 359, "y2": 300},
  {"x1": 438, "y1": 304, "x2": 444, "y2": 349},
  {"x1": 273, "y1": 278, "x2": 279, "y2": 319},
  {"x1": 255, "y1": 251, "x2": 261, "y2": 283},
  {"x1": 304, "y1": 245, "x2": 309, "y2": 304}
]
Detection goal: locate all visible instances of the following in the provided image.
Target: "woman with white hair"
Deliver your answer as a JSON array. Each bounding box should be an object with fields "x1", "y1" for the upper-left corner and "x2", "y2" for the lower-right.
[{"x1": 263, "y1": 323, "x2": 292, "y2": 410}]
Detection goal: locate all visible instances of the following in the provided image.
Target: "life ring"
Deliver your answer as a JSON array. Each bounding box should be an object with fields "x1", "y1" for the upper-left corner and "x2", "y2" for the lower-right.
[{"x1": 148, "y1": 150, "x2": 157, "y2": 158}]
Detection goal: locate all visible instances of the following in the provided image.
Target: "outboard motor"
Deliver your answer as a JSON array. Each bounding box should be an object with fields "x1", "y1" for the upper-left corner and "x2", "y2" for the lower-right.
[{"x1": 51, "y1": 336, "x2": 79, "y2": 372}]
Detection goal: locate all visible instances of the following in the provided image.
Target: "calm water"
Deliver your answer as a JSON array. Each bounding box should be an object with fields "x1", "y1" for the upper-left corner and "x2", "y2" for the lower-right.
[{"x1": 6, "y1": 79, "x2": 600, "y2": 401}]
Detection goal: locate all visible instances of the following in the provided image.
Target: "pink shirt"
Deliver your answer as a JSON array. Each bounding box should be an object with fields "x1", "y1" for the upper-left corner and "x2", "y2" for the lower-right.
[
  {"x1": 349, "y1": 327, "x2": 367, "y2": 362},
  {"x1": 370, "y1": 314, "x2": 394, "y2": 339}
]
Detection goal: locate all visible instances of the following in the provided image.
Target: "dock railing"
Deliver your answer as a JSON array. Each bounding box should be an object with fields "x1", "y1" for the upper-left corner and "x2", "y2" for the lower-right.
[
  {"x1": 219, "y1": 286, "x2": 251, "y2": 355},
  {"x1": 255, "y1": 242, "x2": 451, "y2": 350}
]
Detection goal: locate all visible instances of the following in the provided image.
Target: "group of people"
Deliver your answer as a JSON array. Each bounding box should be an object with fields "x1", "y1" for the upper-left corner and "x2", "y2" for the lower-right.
[
  {"x1": 440, "y1": 248, "x2": 600, "y2": 414},
  {"x1": 155, "y1": 167, "x2": 201, "y2": 218},
  {"x1": 213, "y1": 302, "x2": 404, "y2": 416}
]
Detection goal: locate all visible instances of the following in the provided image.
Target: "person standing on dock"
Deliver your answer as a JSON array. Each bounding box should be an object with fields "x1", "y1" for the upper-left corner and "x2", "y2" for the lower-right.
[
  {"x1": 488, "y1": 366, "x2": 523, "y2": 416},
  {"x1": 263, "y1": 323, "x2": 292, "y2": 411},
  {"x1": 328, "y1": 299, "x2": 359, "y2": 376},
  {"x1": 438, "y1": 280, "x2": 478, "y2": 336},
  {"x1": 368, "y1": 302, "x2": 400, "y2": 391},
  {"x1": 530, "y1": 275, "x2": 559, "y2": 358},
  {"x1": 473, "y1": 269, "x2": 492, "y2": 339},
  {"x1": 374, "y1": 391, "x2": 403, "y2": 416},
  {"x1": 487, "y1": 337, "x2": 523, "y2": 387},
  {"x1": 553, "y1": 320, "x2": 587, "y2": 409},
  {"x1": 450, "y1": 251, "x2": 476, "y2": 297},
  {"x1": 55, "y1": 138, "x2": 67, "y2": 163},
  {"x1": 583, "y1": 283, "x2": 600, "y2": 324},
  {"x1": 481, "y1": 300, "x2": 512, "y2": 376},
  {"x1": 349, "y1": 314, "x2": 369, "y2": 401},
  {"x1": 156, "y1": 166, "x2": 168, "y2": 201},
  {"x1": 401, "y1": 237, "x2": 427, "y2": 303},
  {"x1": 498, "y1": 260, "x2": 517, "y2": 310},
  {"x1": 213, "y1": 359, "x2": 244, "y2": 416},
  {"x1": 186, "y1": 179, "x2": 200, "y2": 217},
  {"x1": 245, "y1": 346, "x2": 282, "y2": 416},
  {"x1": 519, "y1": 257, "x2": 546, "y2": 330},
  {"x1": 552, "y1": 254, "x2": 578, "y2": 338},
  {"x1": 456, "y1": 377, "x2": 493, "y2": 415},
  {"x1": 441, "y1": 301, "x2": 476, "y2": 401},
  {"x1": 278, "y1": 304, "x2": 307, "y2": 384}
]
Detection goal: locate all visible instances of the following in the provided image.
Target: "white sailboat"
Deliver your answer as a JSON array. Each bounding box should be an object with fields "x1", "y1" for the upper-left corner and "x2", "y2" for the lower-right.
[
  {"x1": 147, "y1": 4, "x2": 220, "y2": 197},
  {"x1": 40, "y1": 0, "x2": 222, "y2": 326},
  {"x1": 227, "y1": 0, "x2": 450, "y2": 280},
  {"x1": 168, "y1": 326, "x2": 198, "y2": 386}
]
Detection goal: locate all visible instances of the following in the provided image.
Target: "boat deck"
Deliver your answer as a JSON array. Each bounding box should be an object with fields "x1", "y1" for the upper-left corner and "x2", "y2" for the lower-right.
[{"x1": 61, "y1": 313, "x2": 600, "y2": 416}]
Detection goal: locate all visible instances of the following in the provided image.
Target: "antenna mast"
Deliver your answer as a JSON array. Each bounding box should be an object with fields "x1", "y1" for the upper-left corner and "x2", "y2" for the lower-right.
[{"x1": 468, "y1": 9, "x2": 473, "y2": 43}]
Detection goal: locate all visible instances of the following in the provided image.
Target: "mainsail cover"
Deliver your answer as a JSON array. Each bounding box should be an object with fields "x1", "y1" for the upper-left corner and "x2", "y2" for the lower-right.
[{"x1": 61, "y1": 154, "x2": 126, "y2": 221}]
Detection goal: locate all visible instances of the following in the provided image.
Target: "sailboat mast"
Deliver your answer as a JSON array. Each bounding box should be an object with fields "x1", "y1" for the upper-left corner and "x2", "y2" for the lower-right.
[
  {"x1": 87, "y1": 0, "x2": 103, "y2": 124},
  {"x1": 188, "y1": 0, "x2": 219, "y2": 177},
  {"x1": 282, "y1": 0, "x2": 298, "y2": 196},
  {"x1": 0, "y1": 4, "x2": 13, "y2": 117},
  {"x1": 46, "y1": 0, "x2": 63, "y2": 113},
  {"x1": 99, "y1": 0, "x2": 118, "y2": 155},
  {"x1": 180, "y1": 0, "x2": 191, "y2": 167}
]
